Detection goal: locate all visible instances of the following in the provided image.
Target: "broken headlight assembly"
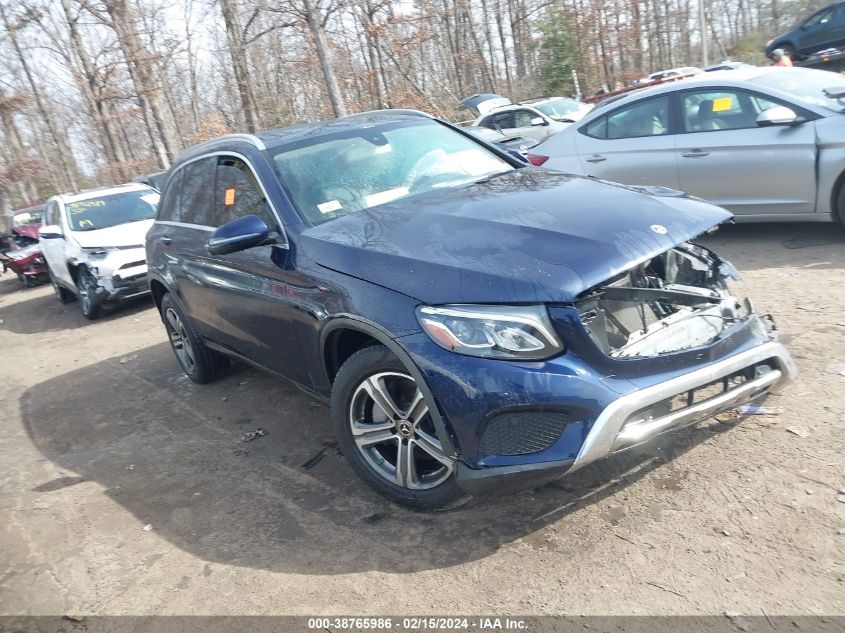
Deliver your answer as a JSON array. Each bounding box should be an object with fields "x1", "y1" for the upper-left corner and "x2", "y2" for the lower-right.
[{"x1": 417, "y1": 304, "x2": 563, "y2": 360}]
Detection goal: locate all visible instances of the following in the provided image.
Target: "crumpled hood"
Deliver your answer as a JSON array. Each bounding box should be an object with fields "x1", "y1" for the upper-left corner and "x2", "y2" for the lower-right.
[
  {"x1": 301, "y1": 170, "x2": 732, "y2": 304},
  {"x1": 69, "y1": 219, "x2": 154, "y2": 249}
]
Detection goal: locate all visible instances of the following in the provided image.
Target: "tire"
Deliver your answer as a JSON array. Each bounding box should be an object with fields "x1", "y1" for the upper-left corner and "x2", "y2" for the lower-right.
[
  {"x1": 837, "y1": 181, "x2": 845, "y2": 228},
  {"x1": 76, "y1": 266, "x2": 101, "y2": 319},
  {"x1": 780, "y1": 43, "x2": 798, "y2": 61},
  {"x1": 160, "y1": 293, "x2": 227, "y2": 384},
  {"x1": 331, "y1": 345, "x2": 465, "y2": 510},
  {"x1": 49, "y1": 268, "x2": 76, "y2": 304}
]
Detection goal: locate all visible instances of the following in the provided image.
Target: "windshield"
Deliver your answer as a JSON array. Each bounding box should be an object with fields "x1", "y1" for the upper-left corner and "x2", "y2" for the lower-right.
[
  {"x1": 749, "y1": 68, "x2": 845, "y2": 112},
  {"x1": 535, "y1": 98, "x2": 583, "y2": 119},
  {"x1": 268, "y1": 119, "x2": 513, "y2": 224},
  {"x1": 65, "y1": 189, "x2": 159, "y2": 231}
]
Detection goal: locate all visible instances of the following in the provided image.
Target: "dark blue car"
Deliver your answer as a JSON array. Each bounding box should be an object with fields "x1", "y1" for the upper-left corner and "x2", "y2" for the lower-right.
[{"x1": 146, "y1": 110, "x2": 796, "y2": 509}]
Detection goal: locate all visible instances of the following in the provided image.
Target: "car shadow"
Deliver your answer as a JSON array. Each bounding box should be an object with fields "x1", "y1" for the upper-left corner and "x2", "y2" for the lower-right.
[
  {"x1": 0, "y1": 285, "x2": 154, "y2": 335},
  {"x1": 20, "y1": 342, "x2": 741, "y2": 575}
]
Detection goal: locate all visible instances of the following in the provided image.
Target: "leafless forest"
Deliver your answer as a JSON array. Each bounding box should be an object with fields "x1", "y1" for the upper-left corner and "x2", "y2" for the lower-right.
[{"x1": 0, "y1": 0, "x2": 827, "y2": 210}]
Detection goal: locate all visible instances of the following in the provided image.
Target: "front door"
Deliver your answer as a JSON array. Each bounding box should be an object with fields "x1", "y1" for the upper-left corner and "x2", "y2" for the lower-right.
[
  {"x1": 675, "y1": 88, "x2": 817, "y2": 216},
  {"x1": 39, "y1": 200, "x2": 73, "y2": 285}
]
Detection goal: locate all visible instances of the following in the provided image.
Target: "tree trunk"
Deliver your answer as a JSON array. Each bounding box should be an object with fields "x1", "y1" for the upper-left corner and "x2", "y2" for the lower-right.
[
  {"x1": 102, "y1": 0, "x2": 180, "y2": 167},
  {"x1": 302, "y1": 0, "x2": 347, "y2": 117},
  {"x1": 219, "y1": 0, "x2": 261, "y2": 132}
]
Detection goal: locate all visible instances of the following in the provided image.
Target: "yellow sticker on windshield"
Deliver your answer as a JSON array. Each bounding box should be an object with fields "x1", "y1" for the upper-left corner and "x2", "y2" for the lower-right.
[
  {"x1": 79, "y1": 219, "x2": 94, "y2": 228},
  {"x1": 224, "y1": 188, "x2": 235, "y2": 206},
  {"x1": 712, "y1": 97, "x2": 733, "y2": 112}
]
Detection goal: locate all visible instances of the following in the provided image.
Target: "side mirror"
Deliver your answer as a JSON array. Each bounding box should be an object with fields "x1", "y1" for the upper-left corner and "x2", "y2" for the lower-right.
[
  {"x1": 39, "y1": 225, "x2": 64, "y2": 239},
  {"x1": 530, "y1": 116, "x2": 547, "y2": 127},
  {"x1": 756, "y1": 106, "x2": 801, "y2": 126},
  {"x1": 206, "y1": 214, "x2": 270, "y2": 255}
]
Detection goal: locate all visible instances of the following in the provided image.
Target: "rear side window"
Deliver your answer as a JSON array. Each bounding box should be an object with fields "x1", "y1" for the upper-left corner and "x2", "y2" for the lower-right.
[
  {"x1": 481, "y1": 111, "x2": 514, "y2": 129},
  {"x1": 177, "y1": 157, "x2": 216, "y2": 226},
  {"x1": 583, "y1": 95, "x2": 670, "y2": 139},
  {"x1": 156, "y1": 169, "x2": 183, "y2": 222},
  {"x1": 214, "y1": 157, "x2": 276, "y2": 229},
  {"x1": 513, "y1": 109, "x2": 537, "y2": 127}
]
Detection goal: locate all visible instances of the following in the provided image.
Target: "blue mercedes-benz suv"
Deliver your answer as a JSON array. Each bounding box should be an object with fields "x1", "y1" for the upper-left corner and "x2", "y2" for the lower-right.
[{"x1": 146, "y1": 110, "x2": 796, "y2": 509}]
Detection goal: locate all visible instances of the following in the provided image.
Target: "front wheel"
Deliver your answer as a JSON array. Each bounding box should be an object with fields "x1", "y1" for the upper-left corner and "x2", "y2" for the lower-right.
[
  {"x1": 76, "y1": 267, "x2": 101, "y2": 319},
  {"x1": 331, "y1": 345, "x2": 465, "y2": 510}
]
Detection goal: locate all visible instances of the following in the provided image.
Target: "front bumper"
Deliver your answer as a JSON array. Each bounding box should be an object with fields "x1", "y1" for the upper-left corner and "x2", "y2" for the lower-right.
[{"x1": 401, "y1": 317, "x2": 796, "y2": 496}]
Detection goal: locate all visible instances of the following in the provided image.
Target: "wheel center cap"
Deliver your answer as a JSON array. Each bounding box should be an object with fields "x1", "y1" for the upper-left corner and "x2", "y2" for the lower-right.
[{"x1": 397, "y1": 421, "x2": 414, "y2": 438}]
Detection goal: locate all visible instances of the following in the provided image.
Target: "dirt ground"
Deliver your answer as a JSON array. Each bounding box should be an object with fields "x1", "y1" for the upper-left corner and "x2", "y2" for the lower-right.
[{"x1": 0, "y1": 222, "x2": 843, "y2": 617}]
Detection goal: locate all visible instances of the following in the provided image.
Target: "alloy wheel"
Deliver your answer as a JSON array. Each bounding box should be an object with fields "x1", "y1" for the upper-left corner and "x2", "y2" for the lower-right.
[
  {"x1": 164, "y1": 307, "x2": 196, "y2": 373},
  {"x1": 348, "y1": 371, "x2": 453, "y2": 490}
]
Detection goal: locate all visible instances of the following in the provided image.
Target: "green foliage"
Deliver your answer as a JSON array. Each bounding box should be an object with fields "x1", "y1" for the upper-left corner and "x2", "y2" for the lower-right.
[{"x1": 537, "y1": 8, "x2": 580, "y2": 96}]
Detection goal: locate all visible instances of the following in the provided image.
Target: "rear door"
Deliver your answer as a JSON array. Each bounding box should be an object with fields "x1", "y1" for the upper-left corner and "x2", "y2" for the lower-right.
[
  {"x1": 674, "y1": 88, "x2": 817, "y2": 216},
  {"x1": 572, "y1": 94, "x2": 681, "y2": 189}
]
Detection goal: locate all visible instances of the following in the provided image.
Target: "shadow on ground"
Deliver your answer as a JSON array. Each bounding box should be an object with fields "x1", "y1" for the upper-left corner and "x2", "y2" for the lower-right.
[
  {"x1": 0, "y1": 280, "x2": 154, "y2": 334},
  {"x1": 20, "y1": 342, "x2": 740, "y2": 575}
]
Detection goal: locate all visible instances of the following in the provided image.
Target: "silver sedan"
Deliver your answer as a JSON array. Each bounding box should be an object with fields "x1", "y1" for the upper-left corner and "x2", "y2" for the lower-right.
[{"x1": 537, "y1": 67, "x2": 845, "y2": 224}]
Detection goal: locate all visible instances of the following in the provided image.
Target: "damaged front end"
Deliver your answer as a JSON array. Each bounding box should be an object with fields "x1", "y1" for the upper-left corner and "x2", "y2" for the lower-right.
[
  {"x1": 577, "y1": 242, "x2": 750, "y2": 359},
  {"x1": 77, "y1": 245, "x2": 150, "y2": 304}
]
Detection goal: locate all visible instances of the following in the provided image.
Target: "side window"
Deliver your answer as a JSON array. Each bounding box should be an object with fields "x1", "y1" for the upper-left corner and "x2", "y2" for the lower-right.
[
  {"x1": 805, "y1": 8, "x2": 833, "y2": 26},
  {"x1": 214, "y1": 156, "x2": 276, "y2": 229},
  {"x1": 482, "y1": 111, "x2": 514, "y2": 130},
  {"x1": 45, "y1": 201, "x2": 59, "y2": 226},
  {"x1": 583, "y1": 96, "x2": 670, "y2": 139},
  {"x1": 156, "y1": 169, "x2": 183, "y2": 222},
  {"x1": 514, "y1": 109, "x2": 537, "y2": 127},
  {"x1": 177, "y1": 157, "x2": 216, "y2": 226},
  {"x1": 681, "y1": 90, "x2": 767, "y2": 132}
]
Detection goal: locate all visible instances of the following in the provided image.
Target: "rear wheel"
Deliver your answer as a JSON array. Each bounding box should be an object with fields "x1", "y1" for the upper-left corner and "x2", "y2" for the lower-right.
[
  {"x1": 160, "y1": 293, "x2": 227, "y2": 384},
  {"x1": 49, "y1": 268, "x2": 76, "y2": 304},
  {"x1": 331, "y1": 345, "x2": 465, "y2": 510}
]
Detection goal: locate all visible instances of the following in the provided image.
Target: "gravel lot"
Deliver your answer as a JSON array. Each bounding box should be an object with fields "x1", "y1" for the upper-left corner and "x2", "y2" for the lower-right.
[{"x1": 1, "y1": 222, "x2": 843, "y2": 616}]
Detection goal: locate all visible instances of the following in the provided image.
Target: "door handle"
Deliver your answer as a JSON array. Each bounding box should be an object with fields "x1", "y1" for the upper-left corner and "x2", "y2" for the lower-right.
[
  {"x1": 681, "y1": 149, "x2": 709, "y2": 158},
  {"x1": 585, "y1": 154, "x2": 607, "y2": 163},
  {"x1": 159, "y1": 235, "x2": 172, "y2": 245}
]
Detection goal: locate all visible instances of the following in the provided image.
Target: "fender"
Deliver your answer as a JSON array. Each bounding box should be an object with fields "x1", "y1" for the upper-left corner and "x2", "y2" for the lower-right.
[{"x1": 320, "y1": 315, "x2": 460, "y2": 458}]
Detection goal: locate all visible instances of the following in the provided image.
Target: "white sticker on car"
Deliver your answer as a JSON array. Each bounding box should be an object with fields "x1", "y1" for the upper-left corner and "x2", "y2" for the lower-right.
[{"x1": 318, "y1": 200, "x2": 342, "y2": 214}]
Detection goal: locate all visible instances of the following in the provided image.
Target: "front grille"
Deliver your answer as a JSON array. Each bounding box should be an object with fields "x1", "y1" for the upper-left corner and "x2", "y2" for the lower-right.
[{"x1": 479, "y1": 411, "x2": 569, "y2": 457}]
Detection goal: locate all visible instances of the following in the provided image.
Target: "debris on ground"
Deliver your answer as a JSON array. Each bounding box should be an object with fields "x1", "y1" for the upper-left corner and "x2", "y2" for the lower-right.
[
  {"x1": 716, "y1": 528, "x2": 731, "y2": 537},
  {"x1": 301, "y1": 446, "x2": 327, "y2": 470},
  {"x1": 142, "y1": 524, "x2": 153, "y2": 532},
  {"x1": 736, "y1": 404, "x2": 783, "y2": 416},
  {"x1": 786, "y1": 426, "x2": 811, "y2": 438},
  {"x1": 240, "y1": 428, "x2": 268, "y2": 442},
  {"x1": 126, "y1": 464, "x2": 134, "y2": 471},
  {"x1": 119, "y1": 354, "x2": 138, "y2": 364}
]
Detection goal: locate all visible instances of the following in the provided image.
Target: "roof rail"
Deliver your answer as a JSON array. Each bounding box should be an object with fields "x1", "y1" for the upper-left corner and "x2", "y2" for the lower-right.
[
  {"x1": 186, "y1": 133, "x2": 267, "y2": 153},
  {"x1": 338, "y1": 108, "x2": 434, "y2": 120}
]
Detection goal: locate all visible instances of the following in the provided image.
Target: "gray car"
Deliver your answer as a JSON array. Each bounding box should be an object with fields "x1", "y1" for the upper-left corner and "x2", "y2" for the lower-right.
[{"x1": 538, "y1": 67, "x2": 845, "y2": 224}]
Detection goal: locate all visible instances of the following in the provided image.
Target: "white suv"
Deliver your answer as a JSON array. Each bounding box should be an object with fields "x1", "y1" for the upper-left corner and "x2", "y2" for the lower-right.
[{"x1": 40, "y1": 183, "x2": 160, "y2": 319}]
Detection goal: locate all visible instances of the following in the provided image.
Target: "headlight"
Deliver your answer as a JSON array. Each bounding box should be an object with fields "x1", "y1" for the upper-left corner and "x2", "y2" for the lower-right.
[{"x1": 416, "y1": 304, "x2": 563, "y2": 360}]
